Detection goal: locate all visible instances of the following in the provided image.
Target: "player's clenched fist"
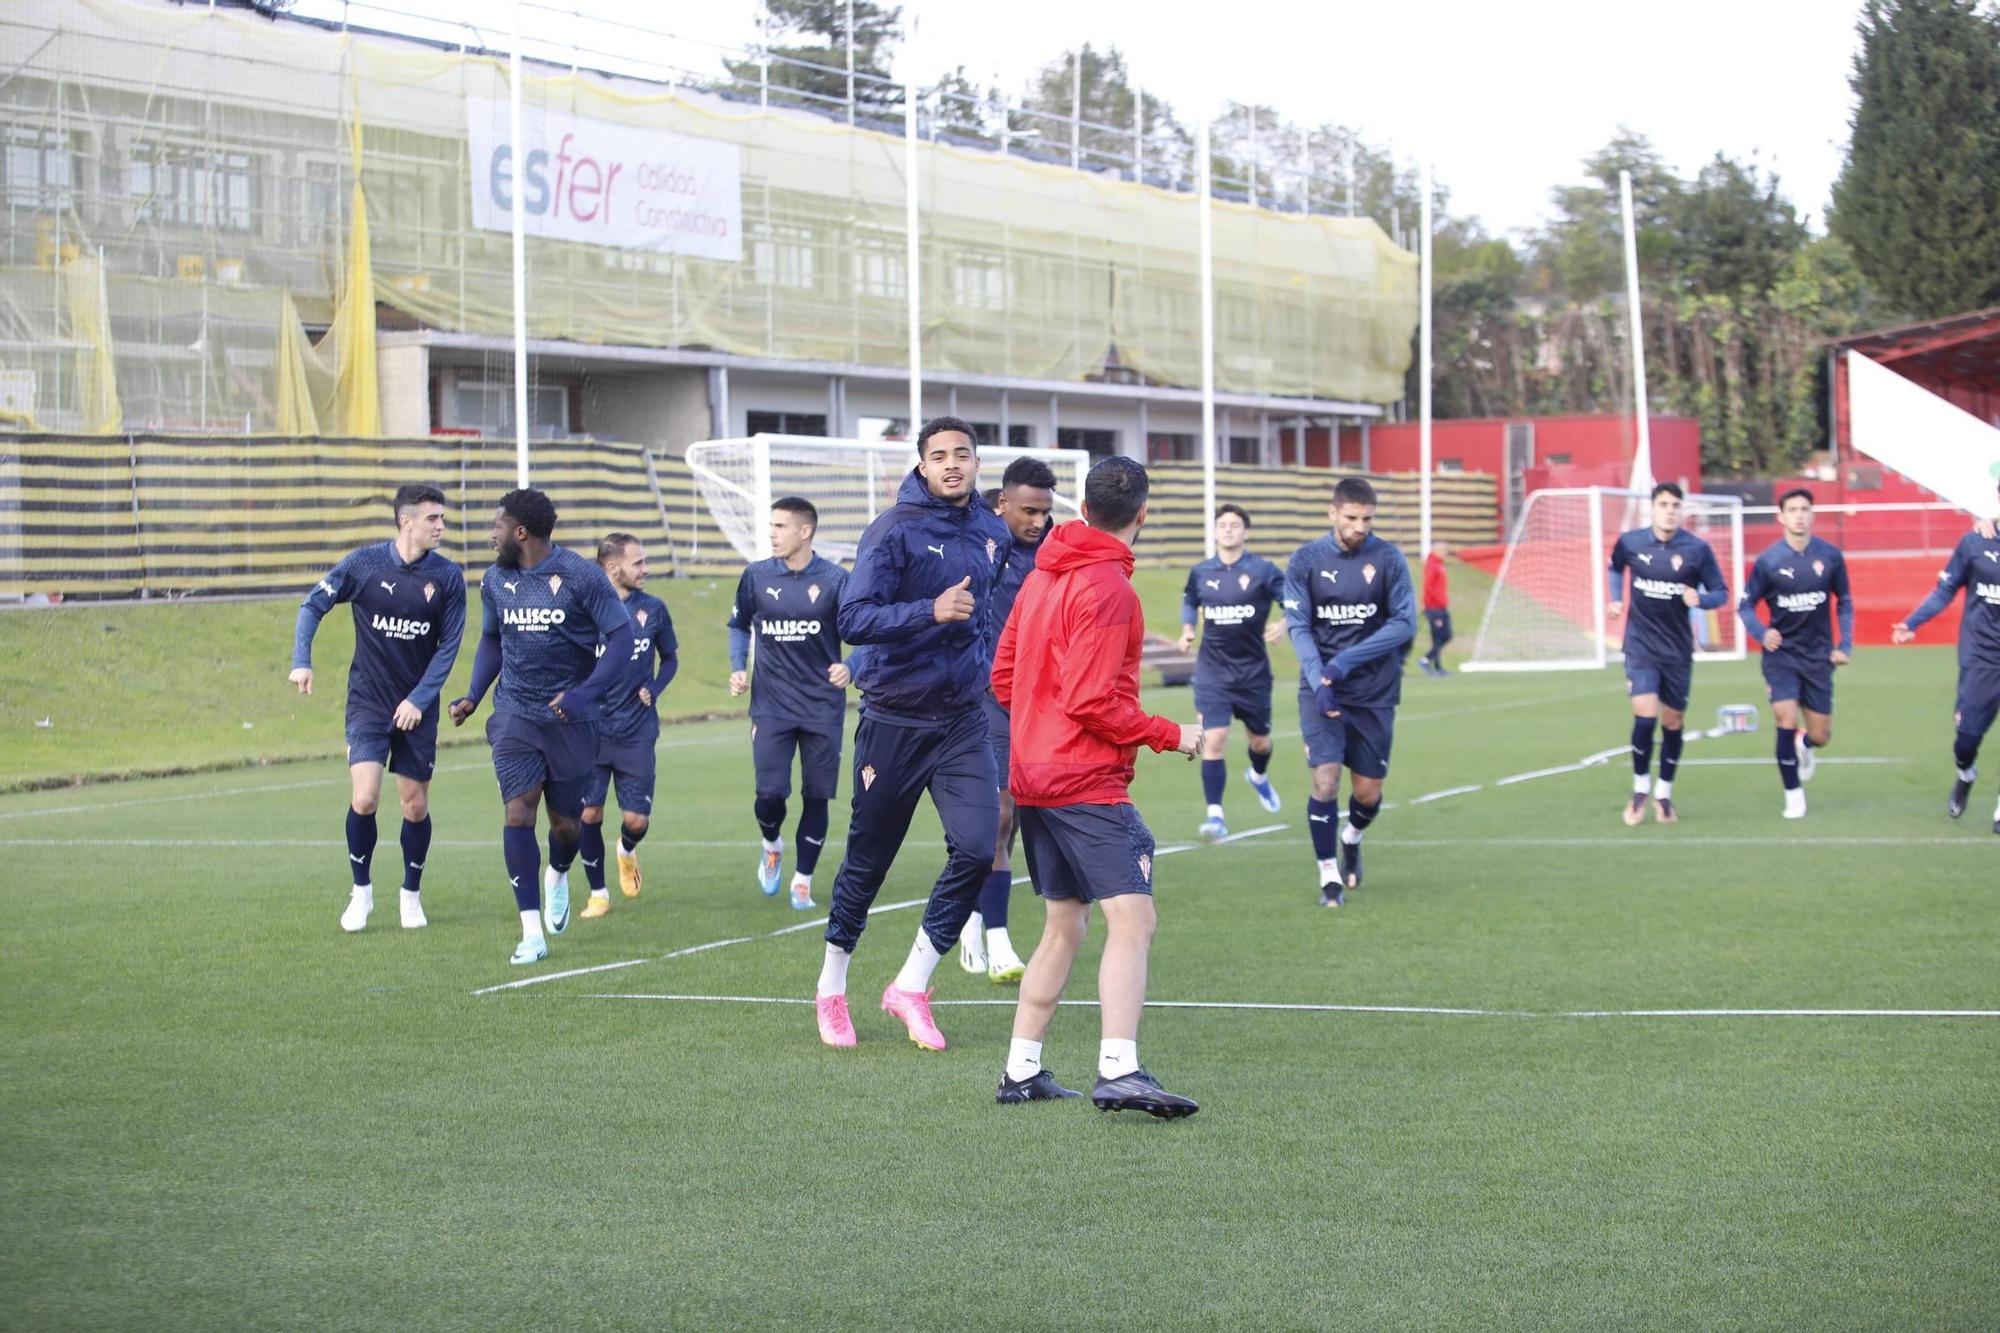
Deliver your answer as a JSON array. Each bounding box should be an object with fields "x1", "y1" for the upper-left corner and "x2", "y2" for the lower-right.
[
  {"x1": 1175, "y1": 723, "x2": 1203, "y2": 758},
  {"x1": 448, "y1": 696, "x2": 477, "y2": 726},
  {"x1": 728, "y1": 670, "x2": 748, "y2": 697},
  {"x1": 289, "y1": 667, "x2": 313, "y2": 695},
  {"x1": 933, "y1": 575, "x2": 975, "y2": 623},
  {"x1": 1762, "y1": 628, "x2": 1783, "y2": 652}
]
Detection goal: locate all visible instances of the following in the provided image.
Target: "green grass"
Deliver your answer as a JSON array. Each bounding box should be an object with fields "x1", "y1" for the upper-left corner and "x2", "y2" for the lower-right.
[{"x1": 3, "y1": 577, "x2": 1997, "y2": 1329}]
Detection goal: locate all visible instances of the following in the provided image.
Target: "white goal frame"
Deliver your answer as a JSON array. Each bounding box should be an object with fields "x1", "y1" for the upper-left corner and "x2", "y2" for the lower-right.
[{"x1": 1463, "y1": 485, "x2": 1747, "y2": 673}]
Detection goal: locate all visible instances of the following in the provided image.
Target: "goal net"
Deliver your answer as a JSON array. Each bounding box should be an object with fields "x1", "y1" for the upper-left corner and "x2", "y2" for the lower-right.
[
  {"x1": 1463, "y1": 486, "x2": 1746, "y2": 672},
  {"x1": 682, "y1": 434, "x2": 1092, "y2": 563}
]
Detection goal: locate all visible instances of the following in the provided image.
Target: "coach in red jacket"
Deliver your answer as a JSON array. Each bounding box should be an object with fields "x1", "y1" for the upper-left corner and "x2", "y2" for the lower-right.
[
  {"x1": 1420, "y1": 541, "x2": 1453, "y2": 677},
  {"x1": 990, "y1": 456, "x2": 1202, "y2": 1118}
]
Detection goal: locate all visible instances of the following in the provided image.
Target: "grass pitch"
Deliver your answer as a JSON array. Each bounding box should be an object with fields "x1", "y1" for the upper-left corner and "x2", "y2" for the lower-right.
[{"x1": 1, "y1": 582, "x2": 1996, "y2": 1329}]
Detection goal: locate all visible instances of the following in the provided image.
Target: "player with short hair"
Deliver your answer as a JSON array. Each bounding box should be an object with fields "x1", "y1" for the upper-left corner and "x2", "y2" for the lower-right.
[
  {"x1": 1177, "y1": 503, "x2": 1287, "y2": 840},
  {"x1": 577, "y1": 534, "x2": 677, "y2": 918},
  {"x1": 1738, "y1": 489, "x2": 1852, "y2": 819},
  {"x1": 1608, "y1": 482, "x2": 1730, "y2": 825},
  {"x1": 1893, "y1": 479, "x2": 2000, "y2": 829},
  {"x1": 291, "y1": 483, "x2": 466, "y2": 933},
  {"x1": 992, "y1": 455, "x2": 1204, "y2": 1114},
  {"x1": 1419, "y1": 540, "x2": 1454, "y2": 677},
  {"x1": 728, "y1": 497, "x2": 851, "y2": 910},
  {"x1": 1284, "y1": 477, "x2": 1418, "y2": 907},
  {"x1": 812, "y1": 416, "x2": 1012, "y2": 1050},
  {"x1": 447, "y1": 489, "x2": 635, "y2": 964},
  {"x1": 959, "y1": 457, "x2": 1058, "y2": 984}
]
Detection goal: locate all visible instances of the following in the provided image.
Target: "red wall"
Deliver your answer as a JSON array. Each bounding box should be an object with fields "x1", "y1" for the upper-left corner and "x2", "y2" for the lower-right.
[{"x1": 1334, "y1": 414, "x2": 1702, "y2": 493}]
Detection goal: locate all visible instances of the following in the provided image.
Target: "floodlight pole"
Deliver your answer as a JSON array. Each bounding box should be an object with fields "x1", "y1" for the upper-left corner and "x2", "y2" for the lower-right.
[
  {"x1": 1620, "y1": 169, "x2": 1653, "y2": 492},
  {"x1": 509, "y1": 0, "x2": 529, "y2": 485},
  {"x1": 1419, "y1": 158, "x2": 1433, "y2": 556},
  {"x1": 1197, "y1": 117, "x2": 1216, "y2": 559},
  {"x1": 905, "y1": 79, "x2": 922, "y2": 435}
]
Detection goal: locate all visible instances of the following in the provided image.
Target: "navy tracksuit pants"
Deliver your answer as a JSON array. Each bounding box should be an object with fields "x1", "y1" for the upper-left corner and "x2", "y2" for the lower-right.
[{"x1": 824, "y1": 707, "x2": 998, "y2": 955}]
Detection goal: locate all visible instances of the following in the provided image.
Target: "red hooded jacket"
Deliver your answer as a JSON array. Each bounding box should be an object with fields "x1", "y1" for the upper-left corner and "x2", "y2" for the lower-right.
[
  {"x1": 1423, "y1": 549, "x2": 1449, "y2": 611},
  {"x1": 991, "y1": 521, "x2": 1183, "y2": 807}
]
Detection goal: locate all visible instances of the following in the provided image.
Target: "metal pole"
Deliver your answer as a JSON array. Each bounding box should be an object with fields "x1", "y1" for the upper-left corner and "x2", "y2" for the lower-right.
[
  {"x1": 509, "y1": 0, "x2": 529, "y2": 486},
  {"x1": 1071, "y1": 50, "x2": 1081, "y2": 170},
  {"x1": 1197, "y1": 116, "x2": 1216, "y2": 559},
  {"x1": 905, "y1": 79, "x2": 921, "y2": 435},
  {"x1": 1247, "y1": 106, "x2": 1257, "y2": 209},
  {"x1": 1134, "y1": 82, "x2": 1143, "y2": 182},
  {"x1": 1419, "y1": 159, "x2": 1434, "y2": 557},
  {"x1": 1619, "y1": 170, "x2": 1654, "y2": 491},
  {"x1": 845, "y1": 0, "x2": 855, "y2": 125}
]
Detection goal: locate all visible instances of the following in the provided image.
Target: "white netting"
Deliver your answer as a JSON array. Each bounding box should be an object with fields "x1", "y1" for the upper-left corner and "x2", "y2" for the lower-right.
[
  {"x1": 683, "y1": 435, "x2": 1090, "y2": 562},
  {"x1": 1464, "y1": 486, "x2": 1744, "y2": 672}
]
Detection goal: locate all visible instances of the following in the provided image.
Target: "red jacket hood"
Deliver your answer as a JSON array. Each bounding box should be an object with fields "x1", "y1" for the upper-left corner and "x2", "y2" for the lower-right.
[{"x1": 1036, "y1": 520, "x2": 1134, "y2": 576}]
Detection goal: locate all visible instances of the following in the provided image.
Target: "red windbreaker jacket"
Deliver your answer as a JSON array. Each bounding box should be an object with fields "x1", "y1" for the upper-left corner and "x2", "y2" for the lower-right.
[
  {"x1": 991, "y1": 521, "x2": 1183, "y2": 807},
  {"x1": 1423, "y1": 550, "x2": 1449, "y2": 611}
]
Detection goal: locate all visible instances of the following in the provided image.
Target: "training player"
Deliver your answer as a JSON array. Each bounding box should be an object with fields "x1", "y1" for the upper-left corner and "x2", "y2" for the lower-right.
[
  {"x1": 1607, "y1": 482, "x2": 1729, "y2": 825},
  {"x1": 1177, "y1": 503, "x2": 1286, "y2": 840},
  {"x1": 960, "y1": 458, "x2": 1057, "y2": 984},
  {"x1": 728, "y1": 497, "x2": 850, "y2": 910},
  {"x1": 812, "y1": 416, "x2": 1011, "y2": 1051},
  {"x1": 1284, "y1": 477, "x2": 1417, "y2": 908},
  {"x1": 1893, "y1": 482, "x2": 2000, "y2": 829},
  {"x1": 290, "y1": 483, "x2": 466, "y2": 933},
  {"x1": 1737, "y1": 489, "x2": 1852, "y2": 819},
  {"x1": 577, "y1": 534, "x2": 677, "y2": 918},
  {"x1": 992, "y1": 456, "x2": 1204, "y2": 1115},
  {"x1": 447, "y1": 489, "x2": 635, "y2": 964}
]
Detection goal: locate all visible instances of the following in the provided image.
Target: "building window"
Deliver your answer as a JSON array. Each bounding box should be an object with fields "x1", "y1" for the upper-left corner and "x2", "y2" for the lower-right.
[
  {"x1": 850, "y1": 236, "x2": 905, "y2": 300},
  {"x1": 440, "y1": 376, "x2": 570, "y2": 439},
  {"x1": 969, "y1": 422, "x2": 1032, "y2": 449},
  {"x1": 2, "y1": 128, "x2": 80, "y2": 211},
  {"x1": 747, "y1": 411, "x2": 828, "y2": 437},
  {"x1": 950, "y1": 251, "x2": 1009, "y2": 310},
  {"x1": 1057, "y1": 427, "x2": 1117, "y2": 460},
  {"x1": 1147, "y1": 432, "x2": 1196, "y2": 463},
  {"x1": 131, "y1": 143, "x2": 258, "y2": 232},
  {"x1": 752, "y1": 225, "x2": 816, "y2": 290},
  {"x1": 1439, "y1": 458, "x2": 1464, "y2": 473},
  {"x1": 1226, "y1": 435, "x2": 1260, "y2": 465}
]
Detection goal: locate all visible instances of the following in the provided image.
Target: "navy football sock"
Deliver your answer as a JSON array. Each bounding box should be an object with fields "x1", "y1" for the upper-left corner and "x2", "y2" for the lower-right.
[
  {"x1": 547, "y1": 826, "x2": 579, "y2": 875},
  {"x1": 1248, "y1": 746, "x2": 1272, "y2": 776},
  {"x1": 1630, "y1": 717, "x2": 1657, "y2": 777},
  {"x1": 1307, "y1": 797, "x2": 1341, "y2": 862},
  {"x1": 619, "y1": 821, "x2": 649, "y2": 854},
  {"x1": 1954, "y1": 731, "x2": 1980, "y2": 774},
  {"x1": 1346, "y1": 796, "x2": 1380, "y2": 834},
  {"x1": 1659, "y1": 727, "x2": 1684, "y2": 785},
  {"x1": 399, "y1": 816, "x2": 431, "y2": 893},
  {"x1": 1776, "y1": 728, "x2": 1800, "y2": 791},
  {"x1": 978, "y1": 867, "x2": 1012, "y2": 928},
  {"x1": 502, "y1": 825, "x2": 540, "y2": 912},
  {"x1": 754, "y1": 794, "x2": 786, "y2": 843},
  {"x1": 578, "y1": 821, "x2": 607, "y2": 893},
  {"x1": 345, "y1": 808, "x2": 376, "y2": 886},
  {"x1": 795, "y1": 797, "x2": 829, "y2": 875},
  {"x1": 1201, "y1": 758, "x2": 1226, "y2": 806}
]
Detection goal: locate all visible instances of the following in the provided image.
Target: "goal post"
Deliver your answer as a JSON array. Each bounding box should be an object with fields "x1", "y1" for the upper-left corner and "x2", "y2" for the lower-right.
[
  {"x1": 1462, "y1": 486, "x2": 1745, "y2": 673},
  {"x1": 683, "y1": 434, "x2": 1092, "y2": 563}
]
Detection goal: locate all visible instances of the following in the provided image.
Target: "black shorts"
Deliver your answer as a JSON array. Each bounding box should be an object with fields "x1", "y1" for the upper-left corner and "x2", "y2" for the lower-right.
[
  {"x1": 982, "y1": 692, "x2": 1011, "y2": 789},
  {"x1": 1955, "y1": 666, "x2": 2000, "y2": 739},
  {"x1": 1625, "y1": 654, "x2": 1693, "y2": 712},
  {"x1": 1763, "y1": 655, "x2": 1834, "y2": 715},
  {"x1": 582, "y1": 731, "x2": 657, "y2": 815},
  {"x1": 1194, "y1": 676, "x2": 1273, "y2": 737},
  {"x1": 1018, "y1": 802, "x2": 1156, "y2": 903},
  {"x1": 486, "y1": 709, "x2": 597, "y2": 816},
  {"x1": 345, "y1": 704, "x2": 439, "y2": 782},
  {"x1": 1296, "y1": 691, "x2": 1394, "y2": 779},
  {"x1": 752, "y1": 716, "x2": 844, "y2": 801}
]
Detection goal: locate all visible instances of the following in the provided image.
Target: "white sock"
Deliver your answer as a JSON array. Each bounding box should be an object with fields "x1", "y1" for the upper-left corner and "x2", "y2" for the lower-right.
[
  {"x1": 893, "y1": 929, "x2": 943, "y2": 993},
  {"x1": 1206, "y1": 803, "x2": 1225, "y2": 819},
  {"x1": 1317, "y1": 857, "x2": 1341, "y2": 887},
  {"x1": 1005, "y1": 1038, "x2": 1043, "y2": 1082},
  {"x1": 1633, "y1": 773, "x2": 1652, "y2": 796},
  {"x1": 791, "y1": 872, "x2": 812, "y2": 891},
  {"x1": 987, "y1": 925, "x2": 1016, "y2": 958},
  {"x1": 1960, "y1": 765, "x2": 1978, "y2": 782},
  {"x1": 761, "y1": 836, "x2": 782, "y2": 854},
  {"x1": 1099, "y1": 1037, "x2": 1139, "y2": 1079},
  {"x1": 964, "y1": 910, "x2": 984, "y2": 940},
  {"x1": 817, "y1": 944, "x2": 851, "y2": 997},
  {"x1": 1656, "y1": 779, "x2": 1674, "y2": 800},
  {"x1": 519, "y1": 909, "x2": 544, "y2": 943},
  {"x1": 590, "y1": 888, "x2": 609, "y2": 900},
  {"x1": 1339, "y1": 821, "x2": 1363, "y2": 846}
]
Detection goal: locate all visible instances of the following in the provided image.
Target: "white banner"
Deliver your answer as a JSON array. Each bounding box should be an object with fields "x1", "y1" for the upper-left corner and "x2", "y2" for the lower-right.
[
  {"x1": 1847, "y1": 351, "x2": 2000, "y2": 514},
  {"x1": 466, "y1": 97, "x2": 741, "y2": 261}
]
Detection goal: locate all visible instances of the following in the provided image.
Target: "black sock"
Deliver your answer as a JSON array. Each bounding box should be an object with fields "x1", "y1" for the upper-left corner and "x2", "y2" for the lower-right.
[
  {"x1": 1631, "y1": 718, "x2": 1656, "y2": 777},
  {"x1": 345, "y1": 808, "x2": 376, "y2": 886},
  {"x1": 1660, "y1": 727, "x2": 1684, "y2": 785},
  {"x1": 1776, "y1": 728, "x2": 1800, "y2": 791},
  {"x1": 754, "y1": 794, "x2": 786, "y2": 843},
  {"x1": 1801, "y1": 735, "x2": 1818, "y2": 752},
  {"x1": 1954, "y1": 731, "x2": 1981, "y2": 774},
  {"x1": 1200, "y1": 759, "x2": 1226, "y2": 806},
  {"x1": 978, "y1": 868, "x2": 1011, "y2": 928},
  {"x1": 547, "y1": 826, "x2": 579, "y2": 874},
  {"x1": 579, "y1": 821, "x2": 606, "y2": 892},
  {"x1": 1248, "y1": 746, "x2": 1271, "y2": 776},
  {"x1": 400, "y1": 816, "x2": 431, "y2": 893},
  {"x1": 795, "y1": 797, "x2": 829, "y2": 876},
  {"x1": 1347, "y1": 796, "x2": 1380, "y2": 835},
  {"x1": 620, "y1": 821, "x2": 649, "y2": 855},
  {"x1": 502, "y1": 826, "x2": 539, "y2": 912},
  {"x1": 1307, "y1": 797, "x2": 1340, "y2": 863}
]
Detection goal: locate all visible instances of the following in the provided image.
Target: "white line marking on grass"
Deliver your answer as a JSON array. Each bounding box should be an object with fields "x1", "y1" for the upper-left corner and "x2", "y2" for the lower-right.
[
  {"x1": 1674, "y1": 757, "x2": 1910, "y2": 767},
  {"x1": 1407, "y1": 785, "x2": 1481, "y2": 805},
  {"x1": 0, "y1": 836, "x2": 840, "y2": 850},
  {"x1": 1259, "y1": 835, "x2": 1996, "y2": 850},
  {"x1": 1207, "y1": 823, "x2": 1285, "y2": 846}
]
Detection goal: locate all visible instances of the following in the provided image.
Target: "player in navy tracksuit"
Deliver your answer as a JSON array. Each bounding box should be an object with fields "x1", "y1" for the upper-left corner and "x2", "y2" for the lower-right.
[
  {"x1": 577, "y1": 533, "x2": 677, "y2": 918},
  {"x1": 1284, "y1": 476, "x2": 1417, "y2": 908},
  {"x1": 1178, "y1": 503, "x2": 1288, "y2": 840},
  {"x1": 1894, "y1": 483, "x2": 2000, "y2": 829},
  {"x1": 447, "y1": 489, "x2": 635, "y2": 965},
  {"x1": 291, "y1": 483, "x2": 466, "y2": 934},
  {"x1": 812, "y1": 417, "x2": 1012, "y2": 1052},
  {"x1": 1737, "y1": 488, "x2": 1852, "y2": 819},
  {"x1": 728, "y1": 497, "x2": 852, "y2": 910},
  {"x1": 959, "y1": 458, "x2": 1058, "y2": 985},
  {"x1": 1607, "y1": 482, "x2": 1729, "y2": 826}
]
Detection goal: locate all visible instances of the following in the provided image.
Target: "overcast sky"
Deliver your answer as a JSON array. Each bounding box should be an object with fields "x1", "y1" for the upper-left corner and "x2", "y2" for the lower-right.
[{"x1": 311, "y1": 0, "x2": 1864, "y2": 236}]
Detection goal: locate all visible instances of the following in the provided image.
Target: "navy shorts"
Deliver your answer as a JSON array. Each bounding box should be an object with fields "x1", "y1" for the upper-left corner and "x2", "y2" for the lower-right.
[
  {"x1": 982, "y1": 692, "x2": 1011, "y2": 789},
  {"x1": 345, "y1": 704, "x2": 439, "y2": 782},
  {"x1": 1625, "y1": 654, "x2": 1692, "y2": 712},
  {"x1": 486, "y1": 709, "x2": 597, "y2": 816},
  {"x1": 1763, "y1": 655, "x2": 1834, "y2": 715},
  {"x1": 1955, "y1": 666, "x2": 2000, "y2": 739},
  {"x1": 582, "y1": 730, "x2": 658, "y2": 816},
  {"x1": 752, "y1": 716, "x2": 844, "y2": 801},
  {"x1": 1018, "y1": 802, "x2": 1157, "y2": 903},
  {"x1": 1297, "y1": 690, "x2": 1394, "y2": 779},
  {"x1": 1195, "y1": 676, "x2": 1273, "y2": 737}
]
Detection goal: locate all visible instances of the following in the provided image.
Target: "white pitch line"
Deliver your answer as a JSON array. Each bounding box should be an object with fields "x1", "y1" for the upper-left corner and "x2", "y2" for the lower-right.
[
  {"x1": 1676, "y1": 757, "x2": 1910, "y2": 767},
  {"x1": 1244, "y1": 835, "x2": 1996, "y2": 849},
  {"x1": 1207, "y1": 823, "x2": 1285, "y2": 846},
  {"x1": 1407, "y1": 785, "x2": 1481, "y2": 805},
  {"x1": 0, "y1": 836, "x2": 842, "y2": 850}
]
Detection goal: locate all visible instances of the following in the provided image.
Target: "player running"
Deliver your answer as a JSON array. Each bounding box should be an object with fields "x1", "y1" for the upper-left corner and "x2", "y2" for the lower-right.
[
  {"x1": 728, "y1": 497, "x2": 851, "y2": 910},
  {"x1": 1893, "y1": 480, "x2": 2000, "y2": 829},
  {"x1": 1608, "y1": 482, "x2": 1729, "y2": 825},
  {"x1": 992, "y1": 456, "x2": 1203, "y2": 1115},
  {"x1": 290, "y1": 483, "x2": 466, "y2": 933},
  {"x1": 1176, "y1": 503, "x2": 1286, "y2": 840},
  {"x1": 960, "y1": 458, "x2": 1057, "y2": 984},
  {"x1": 812, "y1": 416, "x2": 1011, "y2": 1051},
  {"x1": 1284, "y1": 477, "x2": 1417, "y2": 908},
  {"x1": 577, "y1": 534, "x2": 677, "y2": 919},
  {"x1": 1737, "y1": 489, "x2": 1852, "y2": 819},
  {"x1": 447, "y1": 489, "x2": 635, "y2": 964}
]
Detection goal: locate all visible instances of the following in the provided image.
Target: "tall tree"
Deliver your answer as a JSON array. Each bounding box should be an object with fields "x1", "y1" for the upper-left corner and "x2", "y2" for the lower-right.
[
  {"x1": 1013, "y1": 45, "x2": 1190, "y2": 180},
  {"x1": 726, "y1": 0, "x2": 905, "y2": 114},
  {"x1": 1831, "y1": 0, "x2": 2000, "y2": 317}
]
